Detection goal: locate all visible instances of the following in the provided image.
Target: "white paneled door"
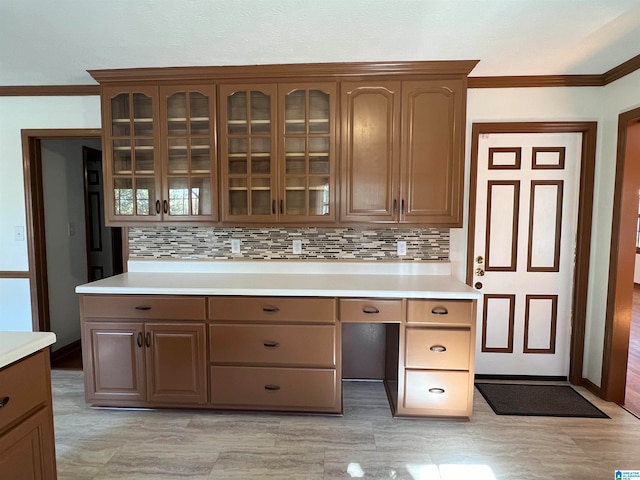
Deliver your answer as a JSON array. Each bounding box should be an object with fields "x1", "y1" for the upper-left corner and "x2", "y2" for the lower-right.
[{"x1": 471, "y1": 132, "x2": 582, "y2": 376}]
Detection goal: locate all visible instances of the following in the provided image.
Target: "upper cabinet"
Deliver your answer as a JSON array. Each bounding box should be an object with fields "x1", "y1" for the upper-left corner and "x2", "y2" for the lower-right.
[
  {"x1": 91, "y1": 60, "x2": 476, "y2": 228},
  {"x1": 341, "y1": 78, "x2": 466, "y2": 226},
  {"x1": 101, "y1": 84, "x2": 218, "y2": 225},
  {"x1": 219, "y1": 83, "x2": 337, "y2": 224}
]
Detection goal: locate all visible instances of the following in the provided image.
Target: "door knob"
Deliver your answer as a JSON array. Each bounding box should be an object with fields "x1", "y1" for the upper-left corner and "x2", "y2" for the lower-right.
[{"x1": 475, "y1": 268, "x2": 485, "y2": 277}]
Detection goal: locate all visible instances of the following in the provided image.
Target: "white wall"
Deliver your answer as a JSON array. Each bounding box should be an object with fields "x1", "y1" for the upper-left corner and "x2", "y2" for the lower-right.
[
  {"x1": 41, "y1": 139, "x2": 101, "y2": 350},
  {"x1": 635, "y1": 254, "x2": 640, "y2": 284},
  {"x1": 0, "y1": 96, "x2": 101, "y2": 331}
]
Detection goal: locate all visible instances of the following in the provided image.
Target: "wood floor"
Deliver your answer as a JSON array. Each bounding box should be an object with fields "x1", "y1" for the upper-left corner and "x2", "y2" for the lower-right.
[
  {"x1": 51, "y1": 372, "x2": 640, "y2": 480},
  {"x1": 625, "y1": 287, "x2": 640, "y2": 417}
]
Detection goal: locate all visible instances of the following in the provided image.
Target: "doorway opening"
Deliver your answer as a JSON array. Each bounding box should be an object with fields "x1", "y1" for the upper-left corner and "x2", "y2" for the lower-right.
[
  {"x1": 22, "y1": 129, "x2": 126, "y2": 367},
  {"x1": 603, "y1": 106, "x2": 640, "y2": 406}
]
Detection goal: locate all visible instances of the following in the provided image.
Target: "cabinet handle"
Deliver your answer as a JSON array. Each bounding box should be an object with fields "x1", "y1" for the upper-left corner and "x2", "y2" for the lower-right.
[
  {"x1": 279, "y1": 200, "x2": 283, "y2": 214},
  {"x1": 136, "y1": 332, "x2": 143, "y2": 348},
  {"x1": 428, "y1": 388, "x2": 445, "y2": 394},
  {"x1": 135, "y1": 306, "x2": 151, "y2": 311},
  {"x1": 272, "y1": 200, "x2": 276, "y2": 214},
  {"x1": 262, "y1": 306, "x2": 280, "y2": 313},
  {"x1": 429, "y1": 345, "x2": 447, "y2": 353},
  {"x1": 263, "y1": 341, "x2": 280, "y2": 348},
  {"x1": 0, "y1": 396, "x2": 9, "y2": 408},
  {"x1": 264, "y1": 384, "x2": 281, "y2": 391},
  {"x1": 393, "y1": 199, "x2": 397, "y2": 214},
  {"x1": 163, "y1": 200, "x2": 168, "y2": 214},
  {"x1": 362, "y1": 306, "x2": 380, "y2": 314},
  {"x1": 431, "y1": 307, "x2": 449, "y2": 315},
  {"x1": 145, "y1": 332, "x2": 151, "y2": 348},
  {"x1": 155, "y1": 200, "x2": 161, "y2": 214},
  {"x1": 401, "y1": 198, "x2": 405, "y2": 214}
]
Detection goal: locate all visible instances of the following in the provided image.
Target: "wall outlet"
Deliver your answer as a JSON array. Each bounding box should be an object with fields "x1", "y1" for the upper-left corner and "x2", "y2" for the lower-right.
[
  {"x1": 397, "y1": 240, "x2": 407, "y2": 256},
  {"x1": 231, "y1": 238, "x2": 241, "y2": 254},
  {"x1": 292, "y1": 239, "x2": 302, "y2": 254}
]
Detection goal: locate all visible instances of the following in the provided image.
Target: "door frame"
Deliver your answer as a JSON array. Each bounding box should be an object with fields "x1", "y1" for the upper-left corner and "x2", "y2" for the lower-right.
[
  {"x1": 466, "y1": 122, "x2": 597, "y2": 386},
  {"x1": 21, "y1": 128, "x2": 127, "y2": 332},
  {"x1": 602, "y1": 106, "x2": 640, "y2": 403}
]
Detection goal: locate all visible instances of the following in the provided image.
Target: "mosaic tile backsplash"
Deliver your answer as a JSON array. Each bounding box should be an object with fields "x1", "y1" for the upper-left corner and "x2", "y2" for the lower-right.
[{"x1": 128, "y1": 227, "x2": 449, "y2": 261}]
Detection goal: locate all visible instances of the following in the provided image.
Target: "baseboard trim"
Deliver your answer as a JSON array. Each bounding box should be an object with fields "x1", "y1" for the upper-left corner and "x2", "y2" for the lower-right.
[
  {"x1": 475, "y1": 374, "x2": 567, "y2": 382},
  {"x1": 51, "y1": 339, "x2": 81, "y2": 362},
  {"x1": 581, "y1": 378, "x2": 603, "y2": 398}
]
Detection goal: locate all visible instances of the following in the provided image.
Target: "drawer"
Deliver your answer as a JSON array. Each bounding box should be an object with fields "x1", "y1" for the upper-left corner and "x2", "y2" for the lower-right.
[
  {"x1": 407, "y1": 299, "x2": 473, "y2": 326},
  {"x1": 209, "y1": 324, "x2": 336, "y2": 366},
  {"x1": 81, "y1": 295, "x2": 206, "y2": 320},
  {"x1": 0, "y1": 351, "x2": 48, "y2": 431},
  {"x1": 210, "y1": 366, "x2": 337, "y2": 409},
  {"x1": 405, "y1": 328, "x2": 471, "y2": 370},
  {"x1": 209, "y1": 297, "x2": 335, "y2": 323},
  {"x1": 339, "y1": 299, "x2": 403, "y2": 323},
  {"x1": 404, "y1": 370, "x2": 470, "y2": 413}
]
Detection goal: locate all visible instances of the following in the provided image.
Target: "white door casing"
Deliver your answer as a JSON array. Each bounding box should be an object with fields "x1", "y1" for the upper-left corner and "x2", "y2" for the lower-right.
[{"x1": 472, "y1": 132, "x2": 582, "y2": 377}]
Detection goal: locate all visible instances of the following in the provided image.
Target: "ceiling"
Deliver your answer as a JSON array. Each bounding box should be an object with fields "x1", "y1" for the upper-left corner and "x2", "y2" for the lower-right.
[{"x1": 2, "y1": 0, "x2": 640, "y2": 86}]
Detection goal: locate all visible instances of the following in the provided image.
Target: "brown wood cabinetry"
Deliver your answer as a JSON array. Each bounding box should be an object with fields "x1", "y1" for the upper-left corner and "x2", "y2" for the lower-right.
[
  {"x1": 341, "y1": 78, "x2": 467, "y2": 226},
  {"x1": 397, "y1": 299, "x2": 476, "y2": 417},
  {"x1": 208, "y1": 296, "x2": 341, "y2": 413},
  {"x1": 0, "y1": 350, "x2": 57, "y2": 480},
  {"x1": 91, "y1": 61, "x2": 476, "y2": 227},
  {"x1": 101, "y1": 84, "x2": 217, "y2": 225},
  {"x1": 80, "y1": 296, "x2": 207, "y2": 406},
  {"x1": 219, "y1": 83, "x2": 337, "y2": 224}
]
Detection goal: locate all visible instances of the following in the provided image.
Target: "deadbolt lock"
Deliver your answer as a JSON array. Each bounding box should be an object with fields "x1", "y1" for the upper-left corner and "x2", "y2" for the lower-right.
[{"x1": 476, "y1": 256, "x2": 484, "y2": 264}]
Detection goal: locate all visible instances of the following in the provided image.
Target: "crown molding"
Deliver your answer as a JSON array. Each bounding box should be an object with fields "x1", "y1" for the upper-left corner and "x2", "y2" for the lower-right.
[
  {"x1": 0, "y1": 84, "x2": 99, "y2": 96},
  {"x1": 602, "y1": 53, "x2": 640, "y2": 85},
  {"x1": 468, "y1": 74, "x2": 604, "y2": 88}
]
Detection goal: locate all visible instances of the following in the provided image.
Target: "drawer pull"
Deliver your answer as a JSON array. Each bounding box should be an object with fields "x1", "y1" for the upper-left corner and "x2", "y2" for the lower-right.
[
  {"x1": 362, "y1": 306, "x2": 380, "y2": 314},
  {"x1": 429, "y1": 345, "x2": 447, "y2": 353},
  {"x1": 136, "y1": 332, "x2": 143, "y2": 348},
  {"x1": 262, "y1": 306, "x2": 280, "y2": 313},
  {"x1": 264, "y1": 384, "x2": 281, "y2": 391},
  {"x1": 428, "y1": 388, "x2": 445, "y2": 394},
  {"x1": 431, "y1": 307, "x2": 449, "y2": 315},
  {"x1": 263, "y1": 341, "x2": 280, "y2": 348},
  {"x1": 135, "y1": 306, "x2": 152, "y2": 311},
  {"x1": 0, "y1": 396, "x2": 9, "y2": 408}
]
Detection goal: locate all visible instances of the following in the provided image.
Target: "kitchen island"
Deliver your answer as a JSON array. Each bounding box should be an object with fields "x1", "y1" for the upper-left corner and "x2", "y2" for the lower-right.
[
  {"x1": 0, "y1": 331, "x2": 57, "y2": 479},
  {"x1": 76, "y1": 260, "x2": 480, "y2": 419}
]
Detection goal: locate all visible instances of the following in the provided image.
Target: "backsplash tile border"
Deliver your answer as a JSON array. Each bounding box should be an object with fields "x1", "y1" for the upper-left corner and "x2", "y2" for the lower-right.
[{"x1": 128, "y1": 226, "x2": 449, "y2": 261}]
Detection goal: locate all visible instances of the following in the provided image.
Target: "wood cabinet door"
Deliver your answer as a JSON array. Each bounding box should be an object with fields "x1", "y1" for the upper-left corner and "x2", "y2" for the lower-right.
[
  {"x1": 278, "y1": 83, "x2": 337, "y2": 224},
  {"x1": 0, "y1": 407, "x2": 57, "y2": 480},
  {"x1": 219, "y1": 83, "x2": 278, "y2": 223},
  {"x1": 159, "y1": 85, "x2": 218, "y2": 222},
  {"x1": 340, "y1": 81, "x2": 401, "y2": 223},
  {"x1": 145, "y1": 323, "x2": 207, "y2": 404},
  {"x1": 82, "y1": 321, "x2": 146, "y2": 402},
  {"x1": 101, "y1": 85, "x2": 163, "y2": 225},
  {"x1": 400, "y1": 79, "x2": 465, "y2": 226}
]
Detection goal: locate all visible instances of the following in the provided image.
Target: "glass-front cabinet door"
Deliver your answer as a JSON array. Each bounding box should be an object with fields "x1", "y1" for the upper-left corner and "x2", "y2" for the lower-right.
[
  {"x1": 103, "y1": 86, "x2": 162, "y2": 223},
  {"x1": 220, "y1": 84, "x2": 277, "y2": 222},
  {"x1": 160, "y1": 85, "x2": 217, "y2": 221},
  {"x1": 279, "y1": 84, "x2": 336, "y2": 223}
]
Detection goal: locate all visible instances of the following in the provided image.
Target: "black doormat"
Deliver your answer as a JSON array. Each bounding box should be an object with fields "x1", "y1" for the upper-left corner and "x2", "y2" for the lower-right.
[{"x1": 475, "y1": 383, "x2": 609, "y2": 418}]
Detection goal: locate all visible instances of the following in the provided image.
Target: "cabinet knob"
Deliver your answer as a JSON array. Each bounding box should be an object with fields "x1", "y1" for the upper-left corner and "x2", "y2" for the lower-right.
[
  {"x1": 362, "y1": 306, "x2": 380, "y2": 314},
  {"x1": 0, "y1": 396, "x2": 10, "y2": 408},
  {"x1": 429, "y1": 345, "x2": 447, "y2": 353},
  {"x1": 264, "y1": 384, "x2": 281, "y2": 391},
  {"x1": 428, "y1": 388, "x2": 445, "y2": 394}
]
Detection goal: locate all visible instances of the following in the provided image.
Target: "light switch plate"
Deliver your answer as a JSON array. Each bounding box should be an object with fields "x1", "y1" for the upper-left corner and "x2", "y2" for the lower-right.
[
  {"x1": 231, "y1": 238, "x2": 241, "y2": 254},
  {"x1": 397, "y1": 241, "x2": 407, "y2": 256},
  {"x1": 292, "y1": 239, "x2": 302, "y2": 254}
]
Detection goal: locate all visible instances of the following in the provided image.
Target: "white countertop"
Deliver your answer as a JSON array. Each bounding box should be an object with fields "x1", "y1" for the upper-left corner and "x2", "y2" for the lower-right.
[
  {"x1": 0, "y1": 332, "x2": 56, "y2": 370},
  {"x1": 75, "y1": 260, "x2": 481, "y2": 300}
]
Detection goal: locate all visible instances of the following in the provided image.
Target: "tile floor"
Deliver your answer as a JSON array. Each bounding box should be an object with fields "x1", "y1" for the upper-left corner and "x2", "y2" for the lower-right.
[{"x1": 52, "y1": 372, "x2": 640, "y2": 480}]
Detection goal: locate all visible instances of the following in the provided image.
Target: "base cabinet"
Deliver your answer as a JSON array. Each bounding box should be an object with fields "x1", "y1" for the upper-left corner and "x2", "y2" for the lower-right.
[{"x1": 0, "y1": 350, "x2": 57, "y2": 480}]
